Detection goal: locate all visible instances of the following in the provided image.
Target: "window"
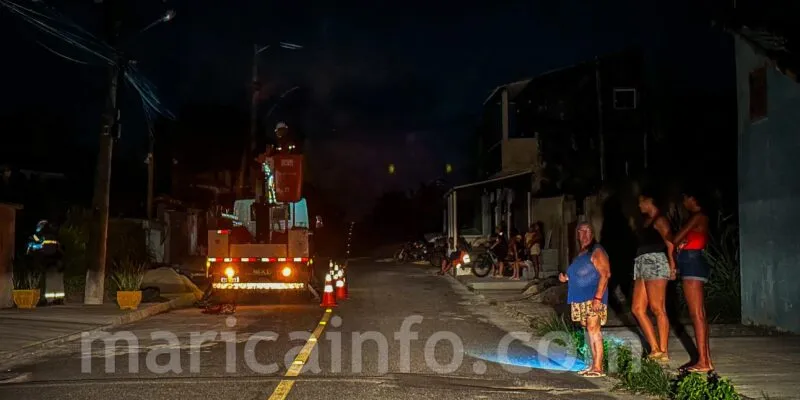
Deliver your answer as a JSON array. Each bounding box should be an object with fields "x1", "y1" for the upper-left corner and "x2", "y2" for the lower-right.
[
  {"x1": 613, "y1": 88, "x2": 637, "y2": 110},
  {"x1": 749, "y1": 66, "x2": 767, "y2": 121}
]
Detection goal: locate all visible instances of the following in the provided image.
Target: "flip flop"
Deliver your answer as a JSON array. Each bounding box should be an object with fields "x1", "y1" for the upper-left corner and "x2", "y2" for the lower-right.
[
  {"x1": 647, "y1": 352, "x2": 670, "y2": 363},
  {"x1": 583, "y1": 371, "x2": 606, "y2": 378},
  {"x1": 577, "y1": 367, "x2": 592, "y2": 375},
  {"x1": 683, "y1": 366, "x2": 715, "y2": 374}
]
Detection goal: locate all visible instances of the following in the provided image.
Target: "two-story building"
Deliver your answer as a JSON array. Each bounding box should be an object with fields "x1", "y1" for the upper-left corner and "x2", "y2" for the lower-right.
[
  {"x1": 718, "y1": 0, "x2": 800, "y2": 333},
  {"x1": 445, "y1": 49, "x2": 650, "y2": 265}
]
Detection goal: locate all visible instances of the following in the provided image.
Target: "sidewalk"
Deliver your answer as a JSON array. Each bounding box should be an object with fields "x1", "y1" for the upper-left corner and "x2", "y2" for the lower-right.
[
  {"x1": 0, "y1": 293, "x2": 196, "y2": 365},
  {"x1": 486, "y1": 291, "x2": 800, "y2": 400}
]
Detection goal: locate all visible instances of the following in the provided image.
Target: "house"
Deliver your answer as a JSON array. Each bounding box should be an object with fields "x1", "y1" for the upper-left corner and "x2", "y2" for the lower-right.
[
  {"x1": 445, "y1": 49, "x2": 650, "y2": 263},
  {"x1": 719, "y1": 0, "x2": 800, "y2": 333}
]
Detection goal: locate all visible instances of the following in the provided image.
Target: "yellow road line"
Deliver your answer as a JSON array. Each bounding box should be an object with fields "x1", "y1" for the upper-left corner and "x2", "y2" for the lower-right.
[{"x1": 267, "y1": 308, "x2": 333, "y2": 400}]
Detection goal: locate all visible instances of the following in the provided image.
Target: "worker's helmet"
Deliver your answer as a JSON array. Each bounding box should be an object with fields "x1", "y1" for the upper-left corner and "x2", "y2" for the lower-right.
[{"x1": 275, "y1": 122, "x2": 288, "y2": 132}]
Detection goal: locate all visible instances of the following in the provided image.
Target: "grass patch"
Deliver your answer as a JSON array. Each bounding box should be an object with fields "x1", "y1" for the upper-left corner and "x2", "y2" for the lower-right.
[{"x1": 534, "y1": 314, "x2": 743, "y2": 399}]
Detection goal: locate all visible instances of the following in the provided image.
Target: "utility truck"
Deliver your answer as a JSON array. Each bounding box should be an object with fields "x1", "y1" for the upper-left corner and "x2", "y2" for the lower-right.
[{"x1": 205, "y1": 122, "x2": 320, "y2": 300}]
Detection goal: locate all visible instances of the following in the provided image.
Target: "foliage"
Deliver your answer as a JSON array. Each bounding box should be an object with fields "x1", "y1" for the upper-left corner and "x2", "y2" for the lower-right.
[
  {"x1": 58, "y1": 207, "x2": 154, "y2": 281},
  {"x1": 107, "y1": 223, "x2": 154, "y2": 267},
  {"x1": 703, "y1": 214, "x2": 741, "y2": 321},
  {"x1": 673, "y1": 372, "x2": 741, "y2": 400},
  {"x1": 612, "y1": 348, "x2": 673, "y2": 398},
  {"x1": 109, "y1": 258, "x2": 145, "y2": 291},
  {"x1": 58, "y1": 207, "x2": 92, "y2": 278},
  {"x1": 534, "y1": 313, "x2": 743, "y2": 399},
  {"x1": 534, "y1": 313, "x2": 574, "y2": 337},
  {"x1": 13, "y1": 268, "x2": 42, "y2": 290},
  {"x1": 64, "y1": 274, "x2": 85, "y2": 300}
]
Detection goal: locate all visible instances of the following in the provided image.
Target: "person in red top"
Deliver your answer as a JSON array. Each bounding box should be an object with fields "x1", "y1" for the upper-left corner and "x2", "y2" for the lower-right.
[{"x1": 672, "y1": 189, "x2": 714, "y2": 373}]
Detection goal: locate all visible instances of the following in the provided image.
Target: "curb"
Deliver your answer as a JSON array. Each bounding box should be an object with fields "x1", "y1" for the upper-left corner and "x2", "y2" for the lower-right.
[
  {"x1": 500, "y1": 302, "x2": 557, "y2": 329},
  {"x1": 0, "y1": 293, "x2": 196, "y2": 364},
  {"x1": 430, "y1": 268, "x2": 555, "y2": 328}
]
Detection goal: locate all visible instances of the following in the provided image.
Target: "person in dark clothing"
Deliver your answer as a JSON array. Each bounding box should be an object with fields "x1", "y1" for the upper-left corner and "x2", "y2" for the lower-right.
[
  {"x1": 27, "y1": 220, "x2": 64, "y2": 304},
  {"x1": 489, "y1": 225, "x2": 508, "y2": 277},
  {"x1": 632, "y1": 193, "x2": 677, "y2": 363},
  {"x1": 509, "y1": 228, "x2": 525, "y2": 280}
]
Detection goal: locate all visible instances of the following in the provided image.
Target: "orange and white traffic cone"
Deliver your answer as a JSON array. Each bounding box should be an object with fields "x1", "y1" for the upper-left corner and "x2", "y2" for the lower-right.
[
  {"x1": 340, "y1": 267, "x2": 349, "y2": 299},
  {"x1": 335, "y1": 268, "x2": 347, "y2": 300},
  {"x1": 320, "y1": 273, "x2": 337, "y2": 308}
]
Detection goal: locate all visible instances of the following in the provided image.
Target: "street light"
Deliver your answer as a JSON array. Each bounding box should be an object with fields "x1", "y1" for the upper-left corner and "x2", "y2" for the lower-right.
[{"x1": 138, "y1": 9, "x2": 176, "y2": 35}]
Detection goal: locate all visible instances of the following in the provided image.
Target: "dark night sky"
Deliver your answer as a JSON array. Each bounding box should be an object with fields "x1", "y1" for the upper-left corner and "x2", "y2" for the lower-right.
[{"x1": 0, "y1": 0, "x2": 733, "y2": 217}]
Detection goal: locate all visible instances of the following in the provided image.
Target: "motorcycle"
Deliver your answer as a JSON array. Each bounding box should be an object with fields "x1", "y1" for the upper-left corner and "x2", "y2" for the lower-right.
[
  {"x1": 428, "y1": 236, "x2": 472, "y2": 268},
  {"x1": 393, "y1": 240, "x2": 428, "y2": 264},
  {"x1": 471, "y1": 248, "x2": 499, "y2": 278}
]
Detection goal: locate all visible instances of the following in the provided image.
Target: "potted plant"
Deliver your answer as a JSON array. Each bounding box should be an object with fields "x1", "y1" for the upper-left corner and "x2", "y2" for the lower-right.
[
  {"x1": 111, "y1": 259, "x2": 145, "y2": 310},
  {"x1": 12, "y1": 269, "x2": 42, "y2": 309}
]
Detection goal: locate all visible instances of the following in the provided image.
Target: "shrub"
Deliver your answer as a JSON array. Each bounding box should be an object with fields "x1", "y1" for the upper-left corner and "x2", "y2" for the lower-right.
[
  {"x1": 673, "y1": 372, "x2": 741, "y2": 400},
  {"x1": 58, "y1": 207, "x2": 92, "y2": 278},
  {"x1": 534, "y1": 314, "x2": 744, "y2": 399},
  {"x1": 703, "y1": 214, "x2": 741, "y2": 321},
  {"x1": 13, "y1": 268, "x2": 42, "y2": 290},
  {"x1": 109, "y1": 258, "x2": 146, "y2": 291}
]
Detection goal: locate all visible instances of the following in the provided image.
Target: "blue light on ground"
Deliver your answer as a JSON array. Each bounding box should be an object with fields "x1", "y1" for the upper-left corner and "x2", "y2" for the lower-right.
[{"x1": 466, "y1": 341, "x2": 588, "y2": 373}]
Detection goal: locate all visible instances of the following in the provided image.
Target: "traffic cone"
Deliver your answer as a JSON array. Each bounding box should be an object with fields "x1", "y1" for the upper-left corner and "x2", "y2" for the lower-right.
[
  {"x1": 340, "y1": 267, "x2": 349, "y2": 299},
  {"x1": 320, "y1": 273, "x2": 337, "y2": 307},
  {"x1": 335, "y1": 268, "x2": 347, "y2": 300}
]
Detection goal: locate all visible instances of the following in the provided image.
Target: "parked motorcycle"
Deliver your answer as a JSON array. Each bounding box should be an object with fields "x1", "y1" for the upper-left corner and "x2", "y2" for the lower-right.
[
  {"x1": 393, "y1": 240, "x2": 429, "y2": 264},
  {"x1": 471, "y1": 248, "x2": 498, "y2": 277},
  {"x1": 428, "y1": 236, "x2": 472, "y2": 268}
]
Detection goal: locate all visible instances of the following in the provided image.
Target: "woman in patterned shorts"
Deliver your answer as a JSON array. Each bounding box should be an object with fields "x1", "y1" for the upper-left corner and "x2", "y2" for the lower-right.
[{"x1": 560, "y1": 222, "x2": 611, "y2": 378}]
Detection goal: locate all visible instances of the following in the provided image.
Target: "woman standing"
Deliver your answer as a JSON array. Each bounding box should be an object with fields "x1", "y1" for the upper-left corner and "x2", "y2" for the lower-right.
[
  {"x1": 632, "y1": 193, "x2": 677, "y2": 362},
  {"x1": 490, "y1": 225, "x2": 508, "y2": 277},
  {"x1": 510, "y1": 229, "x2": 527, "y2": 280},
  {"x1": 526, "y1": 222, "x2": 543, "y2": 280},
  {"x1": 673, "y1": 190, "x2": 714, "y2": 372},
  {"x1": 559, "y1": 222, "x2": 612, "y2": 377}
]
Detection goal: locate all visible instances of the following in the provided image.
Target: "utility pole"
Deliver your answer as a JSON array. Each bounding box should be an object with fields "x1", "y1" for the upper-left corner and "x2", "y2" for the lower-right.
[
  {"x1": 146, "y1": 130, "x2": 154, "y2": 220},
  {"x1": 235, "y1": 44, "x2": 261, "y2": 200},
  {"x1": 85, "y1": 0, "x2": 122, "y2": 305},
  {"x1": 250, "y1": 44, "x2": 263, "y2": 203},
  {"x1": 594, "y1": 56, "x2": 606, "y2": 182}
]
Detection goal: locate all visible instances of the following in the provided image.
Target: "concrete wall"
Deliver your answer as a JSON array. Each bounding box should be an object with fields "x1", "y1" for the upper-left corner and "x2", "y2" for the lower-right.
[
  {"x1": 735, "y1": 36, "x2": 800, "y2": 333},
  {"x1": 530, "y1": 196, "x2": 578, "y2": 271},
  {"x1": 0, "y1": 204, "x2": 19, "y2": 308},
  {"x1": 501, "y1": 138, "x2": 539, "y2": 173}
]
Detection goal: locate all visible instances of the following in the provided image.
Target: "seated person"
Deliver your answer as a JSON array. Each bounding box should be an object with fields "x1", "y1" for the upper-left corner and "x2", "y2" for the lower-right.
[{"x1": 439, "y1": 238, "x2": 467, "y2": 275}]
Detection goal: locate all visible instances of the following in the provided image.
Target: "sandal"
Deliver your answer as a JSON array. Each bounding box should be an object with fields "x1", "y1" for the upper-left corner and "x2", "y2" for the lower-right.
[
  {"x1": 583, "y1": 371, "x2": 606, "y2": 378},
  {"x1": 647, "y1": 352, "x2": 670, "y2": 363},
  {"x1": 577, "y1": 367, "x2": 592, "y2": 375},
  {"x1": 682, "y1": 366, "x2": 715, "y2": 374}
]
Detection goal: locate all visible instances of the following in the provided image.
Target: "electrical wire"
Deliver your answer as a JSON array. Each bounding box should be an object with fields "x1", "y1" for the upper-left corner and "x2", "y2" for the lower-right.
[
  {"x1": 0, "y1": 0, "x2": 116, "y2": 63},
  {"x1": 35, "y1": 40, "x2": 90, "y2": 65},
  {"x1": 1, "y1": 0, "x2": 175, "y2": 120}
]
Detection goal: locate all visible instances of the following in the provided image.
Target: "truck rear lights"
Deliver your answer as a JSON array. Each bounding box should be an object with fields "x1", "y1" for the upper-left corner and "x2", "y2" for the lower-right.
[
  {"x1": 211, "y1": 282, "x2": 305, "y2": 290},
  {"x1": 224, "y1": 267, "x2": 236, "y2": 279},
  {"x1": 207, "y1": 257, "x2": 310, "y2": 263},
  {"x1": 281, "y1": 266, "x2": 292, "y2": 277}
]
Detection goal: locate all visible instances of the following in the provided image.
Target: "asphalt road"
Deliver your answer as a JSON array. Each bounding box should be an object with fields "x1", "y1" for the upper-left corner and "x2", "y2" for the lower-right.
[{"x1": 0, "y1": 261, "x2": 638, "y2": 400}]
